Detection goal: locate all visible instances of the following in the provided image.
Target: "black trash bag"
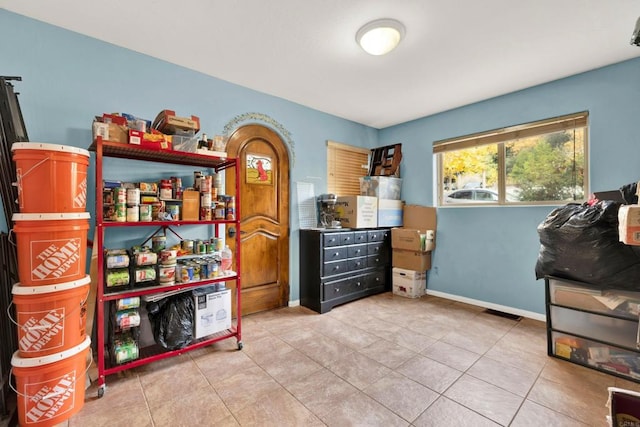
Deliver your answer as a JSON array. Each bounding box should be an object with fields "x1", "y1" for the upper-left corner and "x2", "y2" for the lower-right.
[
  {"x1": 535, "y1": 200, "x2": 640, "y2": 289},
  {"x1": 620, "y1": 182, "x2": 638, "y2": 205},
  {"x1": 148, "y1": 293, "x2": 194, "y2": 350}
]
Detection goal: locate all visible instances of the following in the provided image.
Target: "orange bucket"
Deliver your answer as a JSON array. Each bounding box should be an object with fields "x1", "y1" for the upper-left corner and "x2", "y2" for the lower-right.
[
  {"x1": 12, "y1": 213, "x2": 90, "y2": 286},
  {"x1": 11, "y1": 276, "x2": 90, "y2": 358},
  {"x1": 11, "y1": 336, "x2": 90, "y2": 427},
  {"x1": 12, "y1": 142, "x2": 90, "y2": 213}
]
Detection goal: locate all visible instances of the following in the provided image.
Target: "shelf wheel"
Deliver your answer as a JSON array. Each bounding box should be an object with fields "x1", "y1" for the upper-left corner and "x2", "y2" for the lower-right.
[
  {"x1": 97, "y1": 385, "x2": 105, "y2": 398},
  {"x1": 237, "y1": 341, "x2": 243, "y2": 350}
]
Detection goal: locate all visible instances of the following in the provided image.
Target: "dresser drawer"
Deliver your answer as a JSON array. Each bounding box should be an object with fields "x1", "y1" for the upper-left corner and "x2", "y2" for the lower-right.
[
  {"x1": 368, "y1": 230, "x2": 386, "y2": 242},
  {"x1": 339, "y1": 232, "x2": 355, "y2": 245},
  {"x1": 323, "y1": 260, "x2": 348, "y2": 277},
  {"x1": 367, "y1": 254, "x2": 387, "y2": 268},
  {"x1": 365, "y1": 269, "x2": 387, "y2": 289},
  {"x1": 348, "y1": 244, "x2": 367, "y2": 258},
  {"x1": 367, "y1": 242, "x2": 385, "y2": 255},
  {"x1": 323, "y1": 246, "x2": 348, "y2": 262},
  {"x1": 347, "y1": 256, "x2": 367, "y2": 271},
  {"x1": 323, "y1": 277, "x2": 352, "y2": 301},
  {"x1": 354, "y1": 231, "x2": 368, "y2": 244},
  {"x1": 323, "y1": 233, "x2": 342, "y2": 247}
]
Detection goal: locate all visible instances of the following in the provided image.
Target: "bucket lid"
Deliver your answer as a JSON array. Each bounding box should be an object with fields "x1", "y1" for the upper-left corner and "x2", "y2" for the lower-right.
[
  {"x1": 13, "y1": 275, "x2": 91, "y2": 295},
  {"x1": 11, "y1": 336, "x2": 91, "y2": 368},
  {"x1": 11, "y1": 142, "x2": 90, "y2": 158},
  {"x1": 12, "y1": 212, "x2": 90, "y2": 221}
]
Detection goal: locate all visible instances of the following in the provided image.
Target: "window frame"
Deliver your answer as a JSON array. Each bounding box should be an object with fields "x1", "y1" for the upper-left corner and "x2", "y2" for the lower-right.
[{"x1": 434, "y1": 112, "x2": 589, "y2": 207}]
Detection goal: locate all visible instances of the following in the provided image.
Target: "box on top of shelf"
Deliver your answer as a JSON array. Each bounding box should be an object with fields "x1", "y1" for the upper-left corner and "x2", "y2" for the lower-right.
[
  {"x1": 392, "y1": 267, "x2": 427, "y2": 298},
  {"x1": 359, "y1": 176, "x2": 402, "y2": 200},
  {"x1": 335, "y1": 196, "x2": 378, "y2": 228},
  {"x1": 152, "y1": 110, "x2": 200, "y2": 135},
  {"x1": 378, "y1": 199, "x2": 403, "y2": 227}
]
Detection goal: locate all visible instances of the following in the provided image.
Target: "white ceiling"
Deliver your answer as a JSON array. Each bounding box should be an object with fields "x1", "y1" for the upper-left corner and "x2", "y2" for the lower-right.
[{"x1": 3, "y1": 0, "x2": 640, "y2": 129}]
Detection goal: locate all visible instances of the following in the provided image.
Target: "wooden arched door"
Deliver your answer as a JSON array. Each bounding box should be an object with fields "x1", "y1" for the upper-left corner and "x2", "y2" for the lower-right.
[{"x1": 226, "y1": 125, "x2": 290, "y2": 315}]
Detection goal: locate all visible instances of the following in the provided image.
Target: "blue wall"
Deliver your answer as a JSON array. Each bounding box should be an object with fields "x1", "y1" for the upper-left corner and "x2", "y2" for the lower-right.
[
  {"x1": 379, "y1": 58, "x2": 640, "y2": 314},
  {"x1": 2, "y1": 10, "x2": 639, "y2": 315},
  {"x1": 0, "y1": 10, "x2": 377, "y2": 301}
]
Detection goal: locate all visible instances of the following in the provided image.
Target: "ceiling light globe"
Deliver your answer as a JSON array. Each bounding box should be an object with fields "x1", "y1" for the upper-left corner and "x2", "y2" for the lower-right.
[{"x1": 357, "y1": 19, "x2": 405, "y2": 56}]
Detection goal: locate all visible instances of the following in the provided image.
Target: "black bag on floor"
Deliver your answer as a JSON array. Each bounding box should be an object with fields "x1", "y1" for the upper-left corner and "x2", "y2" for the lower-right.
[
  {"x1": 148, "y1": 292, "x2": 194, "y2": 350},
  {"x1": 535, "y1": 200, "x2": 640, "y2": 289}
]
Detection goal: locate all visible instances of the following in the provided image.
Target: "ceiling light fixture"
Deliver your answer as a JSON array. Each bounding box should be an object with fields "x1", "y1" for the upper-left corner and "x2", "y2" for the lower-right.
[{"x1": 356, "y1": 18, "x2": 405, "y2": 56}]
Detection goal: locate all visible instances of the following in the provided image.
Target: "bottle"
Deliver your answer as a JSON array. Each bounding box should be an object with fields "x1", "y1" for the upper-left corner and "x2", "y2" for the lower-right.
[
  {"x1": 198, "y1": 133, "x2": 208, "y2": 149},
  {"x1": 220, "y1": 245, "x2": 233, "y2": 274}
]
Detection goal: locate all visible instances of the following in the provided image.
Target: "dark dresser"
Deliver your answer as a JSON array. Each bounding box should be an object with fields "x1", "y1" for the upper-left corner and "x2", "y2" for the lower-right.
[{"x1": 300, "y1": 228, "x2": 391, "y2": 313}]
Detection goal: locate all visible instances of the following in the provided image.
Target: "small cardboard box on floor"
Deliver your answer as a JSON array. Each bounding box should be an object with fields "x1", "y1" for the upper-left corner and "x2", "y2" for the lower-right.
[{"x1": 391, "y1": 204, "x2": 436, "y2": 271}]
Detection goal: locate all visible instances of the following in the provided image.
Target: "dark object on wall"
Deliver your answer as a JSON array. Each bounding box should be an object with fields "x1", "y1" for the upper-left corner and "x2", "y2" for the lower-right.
[
  {"x1": 148, "y1": 293, "x2": 194, "y2": 350},
  {"x1": 631, "y1": 16, "x2": 640, "y2": 46},
  {"x1": 535, "y1": 200, "x2": 640, "y2": 289}
]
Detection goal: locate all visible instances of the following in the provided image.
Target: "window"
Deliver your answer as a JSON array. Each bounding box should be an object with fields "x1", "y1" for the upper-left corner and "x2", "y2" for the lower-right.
[
  {"x1": 434, "y1": 112, "x2": 588, "y2": 206},
  {"x1": 327, "y1": 140, "x2": 370, "y2": 195}
]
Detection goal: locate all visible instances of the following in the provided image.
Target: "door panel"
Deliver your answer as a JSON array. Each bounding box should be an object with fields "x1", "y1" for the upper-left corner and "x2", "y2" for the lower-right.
[{"x1": 226, "y1": 125, "x2": 290, "y2": 316}]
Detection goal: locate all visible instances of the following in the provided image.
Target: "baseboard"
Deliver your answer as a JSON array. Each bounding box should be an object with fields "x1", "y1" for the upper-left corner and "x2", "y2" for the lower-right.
[
  {"x1": 425, "y1": 289, "x2": 546, "y2": 322},
  {"x1": 288, "y1": 299, "x2": 300, "y2": 307}
]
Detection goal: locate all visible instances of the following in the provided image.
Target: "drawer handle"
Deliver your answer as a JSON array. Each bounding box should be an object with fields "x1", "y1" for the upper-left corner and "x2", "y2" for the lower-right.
[
  {"x1": 334, "y1": 266, "x2": 340, "y2": 271},
  {"x1": 335, "y1": 288, "x2": 340, "y2": 292},
  {"x1": 334, "y1": 252, "x2": 340, "y2": 257},
  {"x1": 355, "y1": 281, "x2": 362, "y2": 287}
]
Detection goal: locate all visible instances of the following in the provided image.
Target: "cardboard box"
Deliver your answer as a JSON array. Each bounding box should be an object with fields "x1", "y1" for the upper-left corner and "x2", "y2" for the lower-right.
[
  {"x1": 152, "y1": 109, "x2": 201, "y2": 134},
  {"x1": 359, "y1": 176, "x2": 402, "y2": 200},
  {"x1": 392, "y1": 249, "x2": 431, "y2": 271},
  {"x1": 335, "y1": 196, "x2": 378, "y2": 228},
  {"x1": 378, "y1": 199, "x2": 404, "y2": 227},
  {"x1": 618, "y1": 205, "x2": 640, "y2": 245},
  {"x1": 403, "y1": 204, "x2": 437, "y2": 229},
  {"x1": 392, "y1": 229, "x2": 435, "y2": 251},
  {"x1": 92, "y1": 121, "x2": 128, "y2": 144},
  {"x1": 193, "y1": 287, "x2": 231, "y2": 339},
  {"x1": 181, "y1": 190, "x2": 200, "y2": 220},
  {"x1": 392, "y1": 267, "x2": 426, "y2": 298}
]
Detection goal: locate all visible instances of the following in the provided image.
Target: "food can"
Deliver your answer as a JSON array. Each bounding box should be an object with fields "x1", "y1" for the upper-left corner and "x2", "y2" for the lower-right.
[
  {"x1": 194, "y1": 171, "x2": 203, "y2": 191},
  {"x1": 116, "y1": 310, "x2": 141, "y2": 329},
  {"x1": 214, "y1": 202, "x2": 226, "y2": 219},
  {"x1": 200, "y1": 207, "x2": 212, "y2": 221},
  {"x1": 151, "y1": 202, "x2": 163, "y2": 220},
  {"x1": 166, "y1": 204, "x2": 180, "y2": 220},
  {"x1": 180, "y1": 265, "x2": 194, "y2": 283},
  {"x1": 126, "y1": 188, "x2": 140, "y2": 206},
  {"x1": 114, "y1": 203, "x2": 127, "y2": 222},
  {"x1": 200, "y1": 175, "x2": 212, "y2": 194},
  {"x1": 159, "y1": 249, "x2": 178, "y2": 265},
  {"x1": 226, "y1": 196, "x2": 236, "y2": 220},
  {"x1": 135, "y1": 267, "x2": 156, "y2": 283},
  {"x1": 182, "y1": 239, "x2": 194, "y2": 254},
  {"x1": 158, "y1": 263, "x2": 176, "y2": 283},
  {"x1": 106, "y1": 269, "x2": 130, "y2": 288},
  {"x1": 126, "y1": 205, "x2": 139, "y2": 222},
  {"x1": 114, "y1": 187, "x2": 127, "y2": 204},
  {"x1": 116, "y1": 297, "x2": 140, "y2": 310},
  {"x1": 135, "y1": 251, "x2": 157, "y2": 266},
  {"x1": 139, "y1": 204, "x2": 152, "y2": 222},
  {"x1": 200, "y1": 192, "x2": 212, "y2": 208},
  {"x1": 106, "y1": 253, "x2": 129, "y2": 269},
  {"x1": 114, "y1": 338, "x2": 139, "y2": 365},
  {"x1": 152, "y1": 235, "x2": 167, "y2": 252}
]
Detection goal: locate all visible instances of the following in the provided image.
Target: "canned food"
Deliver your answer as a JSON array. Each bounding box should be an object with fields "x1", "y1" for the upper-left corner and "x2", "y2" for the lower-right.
[
  {"x1": 114, "y1": 187, "x2": 127, "y2": 204},
  {"x1": 182, "y1": 239, "x2": 194, "y2": 254},
  {"x1": 106, "y1": 269, "x2": 130, "y2": 288},
  {"x1": 115, "y1": 297, "x2": 140, "y2": 310},
  {"x1": 126, "y1": 205, "x2": 139, "y2": 222},
  {"x1": 139, "y1": 204, "x2": 152, "y2": 222},
  {"x1": 159, "y1": 249, "x2": 178, "y2": 265},
  {"x1": 116, "y1": 310, "x2": 141, "y2": 329},
  {"x1": 135, "y1": 267, "x2": 156, "y2": 283},
  {"x1": 126, "y1": 188, "x2": 140, "y2": 206},
  {"x1": 166, "y1": 204, "x2": 180, "y2": 220},
  {"x1": 152, "y1": 236, "x2": 167, "y2": 252},
  {"x1": 135, "y1": 251, "x2": 157, "y2": 266},
  {"x1": 106, "y1": 254, "x2": 129, "y2": 269},
  {"x1": 158, "y1": 263, "x2": 176, "y2": 283},
  {"x1": 114, "y1": 203, "x2": 127, "y2": 222},
  {"x1": 113, "y1": 337, "x2": 139, "y2": 364}
]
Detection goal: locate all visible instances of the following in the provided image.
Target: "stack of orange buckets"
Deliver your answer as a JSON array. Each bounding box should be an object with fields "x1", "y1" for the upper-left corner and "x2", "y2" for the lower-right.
[{"x1": 9, "y1": 142, "x2": 91, "y2": 427}]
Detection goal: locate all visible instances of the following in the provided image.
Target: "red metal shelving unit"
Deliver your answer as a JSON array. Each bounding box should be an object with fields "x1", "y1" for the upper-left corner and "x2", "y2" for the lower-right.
[{"x1": 89, "y1": 137, "x2": 242, "y2": 397}]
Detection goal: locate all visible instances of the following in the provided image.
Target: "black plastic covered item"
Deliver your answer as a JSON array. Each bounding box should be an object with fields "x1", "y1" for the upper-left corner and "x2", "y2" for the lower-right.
[
  {"x1": 535, "y1": 200, "x2": 640, "y2": 289},
  {"x1": 148, "y1": 293, "x2": 194, "y2": 350},
  {"x1": 620, "y1": 182, "x2": 638, "y2": 204}
]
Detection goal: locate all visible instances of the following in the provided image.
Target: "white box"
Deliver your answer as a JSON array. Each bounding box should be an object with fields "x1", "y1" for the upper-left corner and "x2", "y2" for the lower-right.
[
  {"x1": 359, "y1": 176, "x2": 402, "y2": 200},
  {"x1": 193, "y1": 287, "x2": 231, "y2": 339},
  {"x1": 392, "y1": 267, "x2": 426, "y2": 298},
  {"x1": 335, "y1": 196, "x2": 378, "y2": 228},
  {"x1": 378, "y1": 199, "x2": 404, "y2": 227}
]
